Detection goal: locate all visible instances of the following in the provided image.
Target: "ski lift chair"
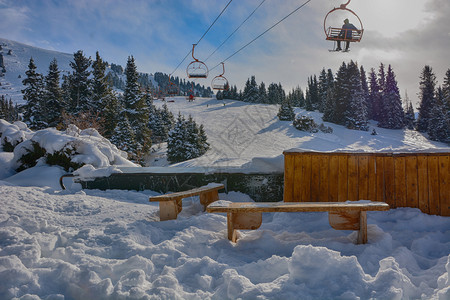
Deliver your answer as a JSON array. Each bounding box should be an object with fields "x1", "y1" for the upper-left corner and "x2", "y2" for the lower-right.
[
  {"x1": 187, "y1": 44, "x2": 209, "y2": 78},
  {"x1": 324, "y1": 0, "x2": 364, "y2": 49}
]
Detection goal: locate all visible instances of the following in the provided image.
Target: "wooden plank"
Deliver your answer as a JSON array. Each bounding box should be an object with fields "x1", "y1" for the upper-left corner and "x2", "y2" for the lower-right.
[
  {"x1": 319, "y1": 155, "x2": 329, "y2": 202},
  {"x1": 300, "y1": 154, "x2": 312, "y2": 202},
  {"x1": 310, "y1": 155, "x2": 321, "y2": 202},
  {"x1": 358, "y1": 156, "x2": 369, "y2": 200},
  {"x1": 417, "y1": 155, "x2": 429, "y2": 214},
  {"x1": 329, "y1": 155, "x2": 339, "y2": 202},
  {"x1": 375, "y1": 156, "x2": 385, "y2": 202},
  {"x1": 438, "y1": 155, "x2": 449, "y2": 216},
  {"x1": 347, "y1": 155, "x2": 358, "y2": 201},
  {"x1": 328, "y1": 210, "x2": 360, "y2": 230},
  {"x1": 293, "y1": 154, "x2": 303, "y2": 202},
  {"x1": 207, "y1": 201, "x2": 390, "y2": 213},
  {"x1": 428, "y1": 156, "x2": 440, "y2": 215},
  {"x1": 368, "y1": 156, "x2": 377, "y2": 201},
  {"x1": 384, "y1": 156, "x2": 395, "y2": 208},
  {"x1": 199, "y1": 190, "x2": 219, "y2": 211},
  {"x1": 405, "y1": 156, "x2": 419, "y2": 209},
  {"x1": 394, "y1": 156, "x2": 407, "y2": 207},
  {"x1": 283, "y1": 153, "x2": 295, "y2": 202},
  {"x1": 338, "y1": 155, "x2": 348, "y2": 202},
  {"x1": 232, "y1": 212, "x2": 262, "y2": 230},
  {"x1": 149, "y1": 183, "x2": 224, "y2": 201}
]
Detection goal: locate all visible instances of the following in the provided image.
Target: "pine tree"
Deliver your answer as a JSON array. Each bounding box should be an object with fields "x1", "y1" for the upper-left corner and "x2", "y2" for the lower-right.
[
  {"x1": 110, "y1": 109, "x2": 136, "y2": 155},
  {"x1": 167, "y1": 113, "x2": 209, "y2": 163},
  {"x1": 333, "y1": 62, "x2": 350, "y2": 125},
  {"x1": 92, "y1": 52, "x2": 120, "y2": 138},
  {"x1": 360, "y1": 65, "x2": 370, "y2": 118},
  {"x1": 258, "y1": 82, "x2": 268, "y2": 103},
  {"x1": 44, "y1": 58, "x2": 63, "y2": 127},
  {"x1": 417, "y1": 65, "x2": 436, "y2": 132},
  {"x1": 277, "y1": 97, "x2": 295, "y2": 121},
  {"x1": 242, "y1": 76, "x2": 259, "y2": 103},
  {"x1": 123, "y1": 55, "x2": 151, "y2": 156},
  {"x1": 102, "y1": 91, "x2": 120, "y2": 139},
  {"x1": 378, "y1": 65, "x2": 404, "y2": 129},
  {"x1": 0, "y1": 95, "x2": 5, "y2": 119},
  {"x1": 167, "y1": 113, "x2": 188, "y2": 163},
  {"x1": 318, "y1": 69, "x2": 328, "y2": 113},
  {"x1": 149, "y1": 109, "x2": 167, "y2": 143},
  {"x1": 442, "y1": 69, "x2": 450, "y2": 135},
  {"x1": 22, "y1": 57, "x2": 46, "y2": 129},
  {"x1": 92, "y1": 51, "x2": 109, "y2": 112},
  {"x1": 159, "y1": 103, "x2": 175, "y2": 131},
  {"x1": 427, "y1": 87, "x2": 450, "y2": 143},
  {"x1": 368, "y1": 68, "x2": 381, "y2": 121},
  {"x1": 374, "y1": 64, "x2": 387, "y2": 122},
  {"x1": 287, "y1": 86, "x2": 304, "y2": 108},
  {"x1": 322, "y1": 86, "x2": 335, "y2": 122},
  {"x1": 404, "y1": 95, "x2": 416, "y2": 130},
  {"x1": 345, "y1": 61, "x2": 368, "y2": 130},
  {"x1": 267, "y1": 83, "x2": 279, "y2": 104},
  {"x1": 60, "y1": 74, "x2": 71, "y2": 112},
  {"x1": 68, "y1": 50, "x2": 92, "y2": 113}
]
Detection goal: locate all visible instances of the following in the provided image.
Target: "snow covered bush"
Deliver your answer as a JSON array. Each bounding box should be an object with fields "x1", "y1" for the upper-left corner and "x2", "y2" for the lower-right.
[
  {"x1": 12, "y1": 124, "x2": 136, "y2": 172},
  {"x1": 293, "y1": 115, "x2": 318, "y2": 133},
  {"x1": 0, "y1": 119, "x2": 33, "y2": 152},
  {"x1": 277, "y1": 98, "x2": 295, "y2": 121},
  {"x1": 318, "y1": 123, "x2": 333, "y2": 133}
]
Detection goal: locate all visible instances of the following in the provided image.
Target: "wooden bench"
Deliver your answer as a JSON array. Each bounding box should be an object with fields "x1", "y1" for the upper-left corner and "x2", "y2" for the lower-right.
[
  {"x1": 150, "y1": 183, "x2": 224, "y2": 221},
  {"x1": 207, "y1": 201, "x2": 389, "y2": 244}
]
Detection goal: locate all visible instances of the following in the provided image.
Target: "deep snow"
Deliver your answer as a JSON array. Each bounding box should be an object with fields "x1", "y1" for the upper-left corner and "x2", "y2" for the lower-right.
[{"x1": 0, "y1": 167, "x2": 449, "y2": 299}]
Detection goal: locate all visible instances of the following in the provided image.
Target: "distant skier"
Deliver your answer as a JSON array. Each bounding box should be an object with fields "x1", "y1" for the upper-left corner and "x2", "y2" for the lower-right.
[{"x1": 336, "y1": 18, "x2": 359, "y2": 51}]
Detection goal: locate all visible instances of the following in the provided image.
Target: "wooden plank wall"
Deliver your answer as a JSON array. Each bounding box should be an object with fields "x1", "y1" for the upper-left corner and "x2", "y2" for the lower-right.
[{"x1": 283, "y1": 152, "x2": 450, "y2": 216}]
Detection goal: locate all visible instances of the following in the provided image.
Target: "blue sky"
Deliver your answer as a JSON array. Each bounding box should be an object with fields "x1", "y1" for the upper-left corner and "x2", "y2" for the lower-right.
[{"x1": 1, "y1": 0, "x2": 449, "y2": 105}]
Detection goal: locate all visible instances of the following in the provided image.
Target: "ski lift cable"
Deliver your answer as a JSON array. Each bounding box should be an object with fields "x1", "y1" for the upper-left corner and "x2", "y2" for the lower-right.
[
  {"x1": 204, "y1": 0, "x2": 267, "y2": 63},
  {"x1": 196, "y1": 0, "x2": 233, "y2": 46},
  {"x1": 209, "y1": 0, "x2": 314, "y2": 73},
  {"x1": 169, "y1": 0, "x2": 233, "y2": 77}
]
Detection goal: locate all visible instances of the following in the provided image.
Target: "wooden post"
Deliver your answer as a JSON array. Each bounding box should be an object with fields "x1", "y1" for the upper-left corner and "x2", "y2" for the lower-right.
[
  {"x1": 159, "y1": 201, "x2": 178, "y2": 221},
  {"x1": 199, "y1": 190, "x2": 219, "y2": 211},
  {"x1": 227, "y1": 212, "x2": 262, "y2": 243},
  {"x1": 357, "y1": 211, "x2": 367, "y2": 244}
]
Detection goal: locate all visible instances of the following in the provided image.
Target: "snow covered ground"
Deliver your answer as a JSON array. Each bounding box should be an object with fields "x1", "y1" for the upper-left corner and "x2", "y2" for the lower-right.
[
  {"x1": 1, "y1": 95, "x2": 449, "y2": 299},
  {"x1": 0, "y1": 165, "x2": 449, "y2": 299}
]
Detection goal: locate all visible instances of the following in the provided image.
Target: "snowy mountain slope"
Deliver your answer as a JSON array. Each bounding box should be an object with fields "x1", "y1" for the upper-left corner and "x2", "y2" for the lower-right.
[
  {"x1": 0, "y1": 37, "x2": 157, "y2": 105},
  {"x1": 150, "y1": 96, "x2": 449, "y2": 170},
  {"x1": 0, "y1": 37, "x2": 74, "y2": 105}
]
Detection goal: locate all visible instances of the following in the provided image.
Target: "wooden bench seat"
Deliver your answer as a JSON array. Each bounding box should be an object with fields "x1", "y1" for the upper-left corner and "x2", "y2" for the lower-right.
[
  {"x1": 150, "y1": 183, "x2": 224, "y2": 221},
  {"x1": 207, "y1": 201, "x2": 389, "y2": 244}
]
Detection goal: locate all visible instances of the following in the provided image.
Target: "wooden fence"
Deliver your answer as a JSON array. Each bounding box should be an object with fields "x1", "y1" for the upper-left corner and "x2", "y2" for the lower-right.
[{"x1": 283, "y1": 151, "x2": 449, "y2": 216}]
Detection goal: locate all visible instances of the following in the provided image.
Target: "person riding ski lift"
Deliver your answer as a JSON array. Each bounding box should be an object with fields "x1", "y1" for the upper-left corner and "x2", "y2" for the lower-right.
[{"x1": 336, "y1": 18, "x2": 359, "y2": 51}]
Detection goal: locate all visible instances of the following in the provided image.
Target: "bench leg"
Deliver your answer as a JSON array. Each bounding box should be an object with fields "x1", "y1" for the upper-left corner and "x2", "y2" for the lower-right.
[
  {"x1": 357, "y1": 211, "x2": 367, "y2": 244},
  {"x1": 159, "y1": 200, "x2": 179, "y2": 221},
  {"x1": 328, "y1": 210, "x2": 368, "y2": 244},
  {"x1": 227, "y1": 212, "x2": 262, "y2": 243},
  {"x1": 200, "y1": 191, "x2": 219, "y2": 211}
]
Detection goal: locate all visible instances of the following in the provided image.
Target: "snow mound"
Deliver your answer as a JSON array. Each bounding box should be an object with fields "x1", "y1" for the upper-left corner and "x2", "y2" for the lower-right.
[
  {"x1": 2, "y1": 120, "x2": 138, "y2": 172},
  {"x1": 0, "y1": 120, "x2": 33, "y2": 149}
]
